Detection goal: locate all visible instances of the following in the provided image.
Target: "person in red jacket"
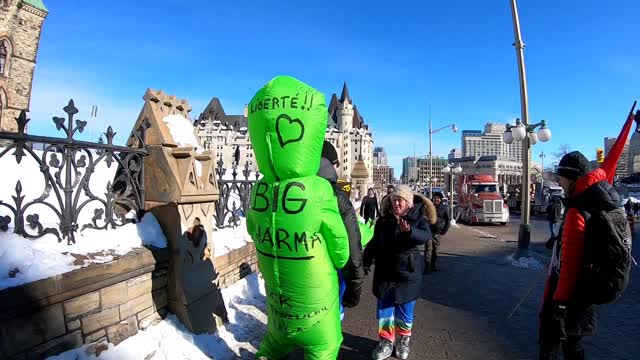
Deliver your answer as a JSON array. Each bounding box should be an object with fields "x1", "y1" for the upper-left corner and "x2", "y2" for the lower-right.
[{"x1": 539, "y1": 151, "x2": 601, "y2": 360}]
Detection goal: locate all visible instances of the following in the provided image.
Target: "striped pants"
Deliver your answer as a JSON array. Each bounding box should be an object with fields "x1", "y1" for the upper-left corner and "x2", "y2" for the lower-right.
[{"x1": 376, "y1": 293, "x2": 416, "y2": 342}]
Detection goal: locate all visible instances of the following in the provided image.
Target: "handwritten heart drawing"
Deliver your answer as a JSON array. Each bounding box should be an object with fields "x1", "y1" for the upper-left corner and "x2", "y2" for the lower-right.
[{"x1": 276, "y1": 113, "x2": 305, "y2": 148}]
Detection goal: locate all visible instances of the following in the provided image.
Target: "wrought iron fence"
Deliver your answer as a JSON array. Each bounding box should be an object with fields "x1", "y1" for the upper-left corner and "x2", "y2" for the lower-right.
[
  {"x1": 0, "y1": 100, "x2": 149, "y2": 244},
  {"x1": 213, "y1": 159, "x2": 259, "y2": 229}
]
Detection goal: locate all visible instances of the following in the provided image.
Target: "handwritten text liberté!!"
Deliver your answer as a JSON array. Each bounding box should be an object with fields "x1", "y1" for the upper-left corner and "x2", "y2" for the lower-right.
[{"x1": 250, "y1": 92, "x2": 315, "y2": 114}]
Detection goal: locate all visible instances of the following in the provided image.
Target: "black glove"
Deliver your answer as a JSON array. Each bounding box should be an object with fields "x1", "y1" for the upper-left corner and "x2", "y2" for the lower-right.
[
  {"x1": 545, "y1": 236, "x2": 558, "y2": 250},
  {"x1": 549, "y1": 302, "x2": 568, "y2": 342},
  {"x1": 342, "y1": 284, "x2": 362, "y2": 308}
]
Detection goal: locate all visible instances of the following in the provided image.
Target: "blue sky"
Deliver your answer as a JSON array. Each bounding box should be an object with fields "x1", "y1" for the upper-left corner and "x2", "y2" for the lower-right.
[{"x1": 28, "y1": 0, "x2": 640, "y2": 175}]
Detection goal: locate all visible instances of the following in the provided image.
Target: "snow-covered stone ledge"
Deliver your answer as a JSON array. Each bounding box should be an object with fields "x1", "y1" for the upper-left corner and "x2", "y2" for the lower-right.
[{"x1": 0, "y1": 244, "x2": 170, "y2": 359}]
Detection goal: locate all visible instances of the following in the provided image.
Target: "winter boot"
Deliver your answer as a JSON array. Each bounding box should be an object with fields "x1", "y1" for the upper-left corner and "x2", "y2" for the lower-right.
[
  {"x1": 395, "y1": 335, "x2": 411, "y2": 360},
  {"x1": 371, "y1": 338, "x2": 394, "y2": 360}
]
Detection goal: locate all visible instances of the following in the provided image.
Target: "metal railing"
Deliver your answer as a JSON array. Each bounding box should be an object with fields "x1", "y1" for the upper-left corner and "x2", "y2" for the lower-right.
[
  {"x1": 0, "y1": 100, "x2": 149, "y2": 244},
  {"x1": 213, "y1": 159, "x2": 259, "y2": 229}
]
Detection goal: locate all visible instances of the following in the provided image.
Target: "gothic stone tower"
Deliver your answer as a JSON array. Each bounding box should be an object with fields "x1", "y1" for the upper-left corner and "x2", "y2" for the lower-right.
[{"x1": 0, "y1": 0, "x2": 47, "y2": 132}]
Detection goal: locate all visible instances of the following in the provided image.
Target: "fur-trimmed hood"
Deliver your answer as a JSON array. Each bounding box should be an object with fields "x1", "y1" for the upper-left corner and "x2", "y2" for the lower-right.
[{"x1": 380, "y1": 192, "x2": 437, "y2": 225}]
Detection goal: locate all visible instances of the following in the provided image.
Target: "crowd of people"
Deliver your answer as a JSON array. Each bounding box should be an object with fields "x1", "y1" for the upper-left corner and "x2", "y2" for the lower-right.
[
  {"x1": 294, "y1": 148, "x2": 630, "y2": 360},
  {"x1": 315, "y1": 140, "x2": 454, "y2": 360}
]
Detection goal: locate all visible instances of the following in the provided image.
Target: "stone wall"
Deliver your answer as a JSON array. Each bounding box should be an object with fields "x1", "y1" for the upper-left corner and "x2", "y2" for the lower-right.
[
  {"x1": 0, "y1": 246, "x2": 169, "y2": 360},
  {"x1": 0, "y1": 0, "x2": 47, "y2": 132},
  {"x1": 214, "y1": 243, "x2": 258, "y2": 289}
]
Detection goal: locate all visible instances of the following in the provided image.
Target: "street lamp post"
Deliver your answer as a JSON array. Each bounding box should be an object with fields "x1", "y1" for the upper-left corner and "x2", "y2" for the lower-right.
[
  {"x1": 429, "y1": 106, "x2": 458, "y2": 198},
  {"x1": 441, "y1": 163, "x2": 463, "y2": 221},
  {"x1": 540, "y1": 151, "x2": 546, "y2": 200},
  {"x1": 503, "y1": 119, "x2": 552, "y2": 258},
  {"x1": 502, "y1": 0, "x2": 555, "y2": 259}
]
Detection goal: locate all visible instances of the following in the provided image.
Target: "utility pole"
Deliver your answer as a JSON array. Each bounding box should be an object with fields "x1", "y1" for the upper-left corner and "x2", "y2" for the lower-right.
[{"x1": 429, "y1": 105, "x2": 433, "y2": 198}]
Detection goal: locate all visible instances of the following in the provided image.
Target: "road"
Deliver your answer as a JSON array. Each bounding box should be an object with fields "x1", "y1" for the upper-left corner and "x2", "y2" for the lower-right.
[{"x1": 461, "y1": 214, "x2": 553, "y2": 256}]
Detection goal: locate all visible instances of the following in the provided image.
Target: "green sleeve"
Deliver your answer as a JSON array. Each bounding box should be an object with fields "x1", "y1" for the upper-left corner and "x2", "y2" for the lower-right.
[{"x1": 319, "y1": 192, "x2": 350, "y2": 269}]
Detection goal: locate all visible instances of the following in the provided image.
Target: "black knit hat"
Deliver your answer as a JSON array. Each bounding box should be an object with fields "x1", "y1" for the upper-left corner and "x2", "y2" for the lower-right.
[
  {"x1": 321, "y1": 141, "x2": 339, "y2": 166},
  {"x1": 556, "y1": 151, "x2": 590, "y2": 180}
]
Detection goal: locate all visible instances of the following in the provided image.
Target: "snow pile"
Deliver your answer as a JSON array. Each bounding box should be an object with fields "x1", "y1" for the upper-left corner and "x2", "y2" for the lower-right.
[
  {"x1": 451, "y1": 219, "x2": 460, "y2": 228},
  {"x1": 162, "y1": 114, "x2": 203, "y2": 150},
  {"x1": 213, "y1": 217, "x2": 253, "y2": 258},
  {"x1": 47, "y1": 273, "x2": 267, "y2": 360},
  {"x1": 623, "y1": 197, "x2": 640, "y2": 204},
  {"x1": 508, "y1": 255, "x2": 544, "y2": 270},
  {"x1": 0, "y1": 213, "x2": 167, "y2": 291},
  {"x1": 163, "y1": 114, "x2": 206, "y2": 177}
]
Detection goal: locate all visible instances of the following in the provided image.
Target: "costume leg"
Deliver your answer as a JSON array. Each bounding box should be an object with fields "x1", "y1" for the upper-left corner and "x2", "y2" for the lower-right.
[
  {"x1": 256, "y1": 327, "x2": 295, "y2": 360},
  {"x1": 299, "y1": 301, "x2": 343, "y2": 360}
]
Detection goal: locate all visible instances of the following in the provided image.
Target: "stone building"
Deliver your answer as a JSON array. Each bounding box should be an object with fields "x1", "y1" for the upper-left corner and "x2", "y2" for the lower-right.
[
  {"x1": 448, "y1": 148, "x2": 461, "y2": 160},
  {"x1": 0, "y1": 0, "x2": 47, "y2": 132},
  {"x1": 372, "y1": 146, "x2": 393, "y2": 189},
  {"x1": 194, "y1": 98, "x2": 257, "y2": 172},
  {"x1": 449, "y1": 155, "x2": 536, "y2": 188},
  {"x1": 462, "y1": 123, "x2": 523, "y2": 162},
  {"x1": 325, "y1": 82, "x2": 374, "y2": 186},
  {"x1": 605, "y1": 136, "x2": 631, "y2": 177}
]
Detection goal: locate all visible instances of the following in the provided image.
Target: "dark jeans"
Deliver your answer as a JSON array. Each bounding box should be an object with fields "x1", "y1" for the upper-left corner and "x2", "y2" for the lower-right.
[
  {"x1": 425, "y1": 235, "x2": 441, "y2": 270},
  {"x1": 539, "y1": 335, "x2": 585, "y2": 360},
  {"x1": 549, "y1": 222, "x2": 557, "y2": 237}
]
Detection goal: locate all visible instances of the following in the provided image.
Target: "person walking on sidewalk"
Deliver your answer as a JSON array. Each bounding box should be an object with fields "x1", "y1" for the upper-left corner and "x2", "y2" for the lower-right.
[
  {"x1": 546, "y1": 196, "x2": 563, "y2": 237},
  {"x1": 360, "y1": 188, "x2": 380, "y2": 224},
  {"x1": 318, "y1": 141, "x2": 365, "y2": 320},
  {"x1": 539, "y1": 151, "x2": 631, "y2": 360},
  {"x1": 363, "y1": 185, "x2": 436, "y2": 360},
  {"x1": 425, "y1": 192, "x2": 450, "y2": 273}
]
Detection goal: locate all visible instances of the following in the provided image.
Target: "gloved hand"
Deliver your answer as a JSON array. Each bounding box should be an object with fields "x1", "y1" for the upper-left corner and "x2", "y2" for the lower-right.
[
  {"x1": 549, "y1": 302, "x2": 568, "y2": 342},
  {"x1": 342, "y1": 284, "x2": 362, "y2": 308}
]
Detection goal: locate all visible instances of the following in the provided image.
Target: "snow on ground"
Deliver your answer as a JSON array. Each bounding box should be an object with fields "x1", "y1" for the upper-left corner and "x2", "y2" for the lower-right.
[
  {"x1": 47, "y1": 273, "x2": 267, "y2": 360},
  {"x1": 213, "y1": 217, "x2": 253, "y2": 258},
  {"x1": 0, "y1": 213, "x2": 167, "y2": 291},
  {"x1": 507, "y1": 255, "x2": 544, "y2": 270}
]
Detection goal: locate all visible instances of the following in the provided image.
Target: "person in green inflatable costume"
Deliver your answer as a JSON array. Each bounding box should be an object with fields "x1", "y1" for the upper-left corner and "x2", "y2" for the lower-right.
[{"x1": 246, "y1": 75, "x2": 350, "y2": 360}]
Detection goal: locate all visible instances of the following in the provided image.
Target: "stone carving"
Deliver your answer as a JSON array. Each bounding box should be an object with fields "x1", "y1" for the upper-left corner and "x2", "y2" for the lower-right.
[{"x1": 127, "y1": 89, "x2": 226, "y2": 334}]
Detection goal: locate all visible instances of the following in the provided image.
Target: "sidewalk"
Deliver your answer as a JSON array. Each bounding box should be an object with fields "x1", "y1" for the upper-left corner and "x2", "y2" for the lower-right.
[{"x1": 289, "y1": 222, "x2": 640, "y2": 360}]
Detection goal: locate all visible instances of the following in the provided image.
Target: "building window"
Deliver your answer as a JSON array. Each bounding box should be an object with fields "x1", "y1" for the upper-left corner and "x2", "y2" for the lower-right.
[{"x1": 0, "y1": 40, "x2": 7, "y2": 76}]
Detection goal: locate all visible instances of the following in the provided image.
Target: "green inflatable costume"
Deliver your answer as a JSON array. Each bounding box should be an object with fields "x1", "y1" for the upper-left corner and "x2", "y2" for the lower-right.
[{"x1": 246, "y1": 76, "x2": 350, "y2": 360}]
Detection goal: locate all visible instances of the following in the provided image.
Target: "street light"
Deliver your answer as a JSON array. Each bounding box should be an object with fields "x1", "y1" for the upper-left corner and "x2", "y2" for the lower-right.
[
  {"x1": 429, "y1": 106, "x2": 457, "y2": 198},
  {"x1": 502, "y1": 118, "x2": 552, "y2": 258},
  {"x1": 503, "y1": 0, "x2": 557, "y2": 259},
  {"x1": 441, "y1": 163, "x2": 463, "y2": 221}
]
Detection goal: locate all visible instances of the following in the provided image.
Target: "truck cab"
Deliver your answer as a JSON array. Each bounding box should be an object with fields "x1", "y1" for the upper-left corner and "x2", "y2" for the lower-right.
[{"x1": 456, "y1": 175, "x2": 509, "y2": 225}]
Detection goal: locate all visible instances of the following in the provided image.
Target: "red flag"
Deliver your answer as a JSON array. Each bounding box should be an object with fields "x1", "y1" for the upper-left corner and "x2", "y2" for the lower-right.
[{"x1": 602, "y1": 101, "x2": 637, "y2": 184}]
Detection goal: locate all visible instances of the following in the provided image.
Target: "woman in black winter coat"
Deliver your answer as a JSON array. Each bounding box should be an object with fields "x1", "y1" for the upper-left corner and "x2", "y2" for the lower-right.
[
  {"x1": 363, "y1": 185, "x2": 436, "y2": 360},
  {"x1": 360, "y1": 188, "x2": 380, "y2": 223}
]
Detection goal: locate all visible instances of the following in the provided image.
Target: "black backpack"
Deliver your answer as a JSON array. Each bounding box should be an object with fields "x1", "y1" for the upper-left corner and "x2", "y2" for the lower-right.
[{"x1": 577, "y1": 206, "x2": 633, "y2": 305}]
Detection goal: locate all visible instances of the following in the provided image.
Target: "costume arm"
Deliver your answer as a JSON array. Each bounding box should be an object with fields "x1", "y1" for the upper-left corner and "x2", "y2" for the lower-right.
[{"x1": 320, "y1": 192, "x2": 350, "y2": 269}]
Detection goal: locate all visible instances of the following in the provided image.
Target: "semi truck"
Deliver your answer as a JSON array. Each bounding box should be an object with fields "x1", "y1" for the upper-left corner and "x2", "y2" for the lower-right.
[{"x1": 456, "y1": 174, "x2": 509, "y2": 225}]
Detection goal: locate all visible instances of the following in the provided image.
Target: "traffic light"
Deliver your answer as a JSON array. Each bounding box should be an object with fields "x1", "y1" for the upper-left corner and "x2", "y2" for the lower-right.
[{"x1": 596, "y1": 148, "x2": 604, "y2": 163}]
